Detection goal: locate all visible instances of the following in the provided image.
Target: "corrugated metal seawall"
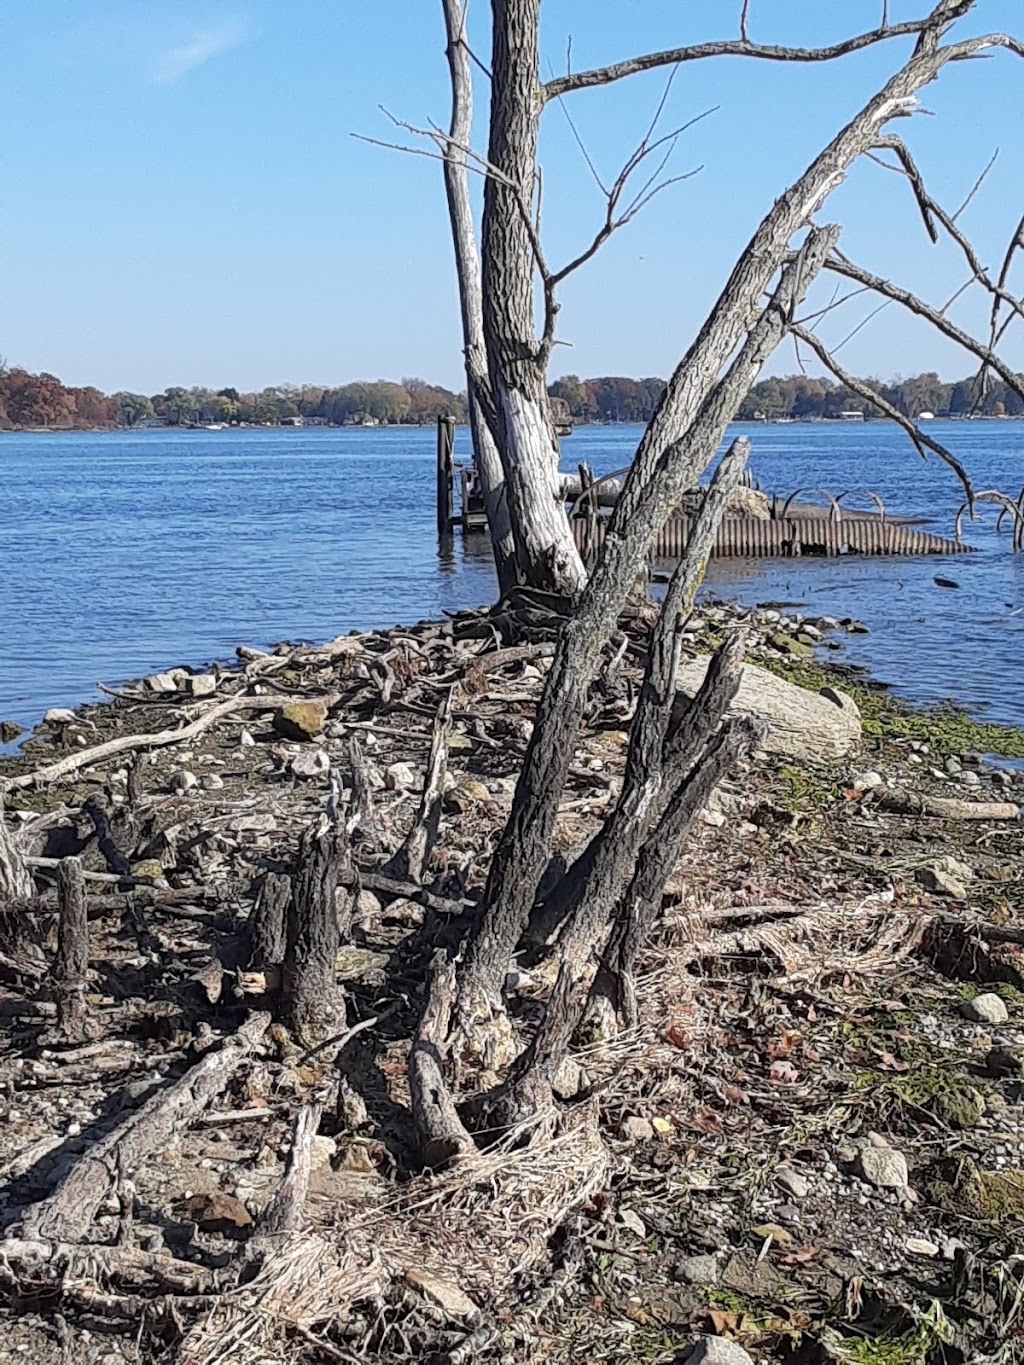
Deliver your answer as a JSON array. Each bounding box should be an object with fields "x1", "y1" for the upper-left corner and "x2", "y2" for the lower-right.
[{"x1": 571, "y1": 516, "x2": 972, "y2": 559}]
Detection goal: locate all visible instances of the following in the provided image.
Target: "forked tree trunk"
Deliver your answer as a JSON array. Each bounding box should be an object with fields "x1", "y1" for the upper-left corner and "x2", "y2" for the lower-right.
[
  {"x1": 441, "y1": 0, "x2": 517, "y2": 593},
  {"x1": 480, "y1": 0, "x2": 587, "y2": 596}
]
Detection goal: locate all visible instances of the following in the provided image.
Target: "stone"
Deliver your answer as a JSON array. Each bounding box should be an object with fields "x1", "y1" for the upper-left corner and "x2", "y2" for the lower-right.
[
  {"x1": 551, "y1": 1057, "x2": 583, "y2": 1100},
  {"x1": 385, "y1": 761, "x2": 419, "y2": 792},
  {"x1": 622, "y1": 1116, "x2": 654, "y2": 1142},
  {"x1": 201, "y1": 773, "x2": 225, "y2": 790},
  {"x1": 686, "y1": 1339, "x2": 755, "y2": 1365},
  {"x1": 770, "y1": 632, "x2": 813, "y2": 658},
  {"x1": 775, "y1": 1167, "x2": 810, "y2": 1200},
  {"x1": 404, "y1": 1268, "x2": 478, "y2": 1319},
  {"x1": 145, "y1": 671, "x2": 182, "y2": 694},
  {"x1": 43, "y1": 707, "x2": 77, "y2": 724},
  {"x1": 311, "y1": 1136, "x2": 337, "y2": 1170},
  {"x1": 961, "y1": 993, "x2": 1009, "y2": 1026},
  {"x1": 187, "y1": 673, "x2": 217, "y2": 697},
  {"x1": 181, "y1": 1191, "x2": 252, "y2": 1234},
  {"x1": 851, "y1": 770, "x2": 884, "y2": 792},
  {"x1": 929, "y1": 1084, "x2": 986, "y2": 1130},
  {"x1": 906, "y1": 1237, "x2": 939, "y2": 1257},
  {"x1": 619, "y1": 1208, "x2": 646, "y2": 1237},
  {"x1": 675, "y1": 657, "x2": 861, "y2": 761},
  {"x1": 239, "y1": 729, "x2": 256, "y2": 748},
  {"x1": 676, "y1": 1253, "x2": 719, "y2": 1285},
  {"x1": 701, "y1": 808, "x2": 726, "y2": 828},
  {"x1": 961, "y1": 770, "x2": 982, "y2": 788},
  {"x1": 169, "y1": 769, "x2": 198, "y2": 793},
  {"x1": 751, "y1": 1222, "x2": 793, "y2": 1245},
  {"x1": 916, "y1": 864, "x2": 969, "y2": 901},
  {"x1": 290, "y1": 748, "x2": 331, "y2": 779},
  {"x1": 0, "y1": 720, "x2": 25, "y2": 743},
  {"x1": 984, "y1": 1046, "x2": 1023, "y2": 1078},
  {"x1": 355, "y1": 889, "x2": 383, "y2": 920},
  {"x1": 273, "y1": 699, "x2": 327, "y2": 742},
  {"x1": 857, "y1": 1145, "x2": 909, "y2": 1189}
]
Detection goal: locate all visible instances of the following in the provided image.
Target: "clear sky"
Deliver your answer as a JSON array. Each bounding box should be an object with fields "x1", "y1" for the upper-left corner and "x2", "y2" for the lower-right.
[{"x1": 0, "y1": 1, "x2": 1021, "y2": 394}]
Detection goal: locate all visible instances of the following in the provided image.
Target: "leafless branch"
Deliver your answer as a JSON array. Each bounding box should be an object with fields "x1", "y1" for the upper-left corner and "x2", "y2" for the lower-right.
[
  {"x1": 740, "y1": 0, "x2": 751, "y2": 43},
  {"x1": 952, "y1": 147, "x2": 998, "y2": 220},
  {"x1": 790, "y1": 322, "x2": 974, "y2": 500},
  {"x1": 542, "y1": 8, "x2": 962, "y2": 101},
  {"x1": 826, "y1": 250, "x2": 1024, "y2": 407}
]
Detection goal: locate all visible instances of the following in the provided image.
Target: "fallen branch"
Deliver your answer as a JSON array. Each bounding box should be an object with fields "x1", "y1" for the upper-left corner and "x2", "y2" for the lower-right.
[
  {"x1": 871, "y1": 788, "x2": 1019, "y2": 821},
  {"x1": 17, "y1": 1011, "x2": 270, "y2": 1243},
  {"x1": 53, "y1": 857, "x2": 90, "y2": 1041},
  {"x1": 385, "y1": 691, "x2": 452, "y2": 884},
  {"x1": 2, "y1": 695, "x2": 334, "y2": 794},
  {"x1": 255, "y1": 1103, "x2": 322, "y2": 1238}
]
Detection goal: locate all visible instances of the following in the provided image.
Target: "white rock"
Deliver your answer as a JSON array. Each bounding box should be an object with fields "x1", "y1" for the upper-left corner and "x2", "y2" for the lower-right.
[
  {"x1": 385, "y1": 761, "x2": 419, "y2": 792},
  {"x1": 851, "y1": 771, "x2": 884, "y2": 792},
  {"x1": 906, "y1": 1237, "x2": 939, "y2": 1257},
  {"x1": 187, "y1": 674, "x2": 217, "y2": 697},
  {"x1": 311, "y1": 1136, "x2": 337, "y2": 1170},
  {"x1": 619, "y1": 1207, "x2": 646, "y2": 1237},
  {"x1": 675, "y1": 657, "x2": 861, "y2": 762},
  {"x1": 43, "y1": 708, "x2": 77, "y2": 725},
  {"x1": 622, "y1": 1116, "x2": 654, "y2": 1142},
  {"x1": 169, "y1": 770, "x2": 198, "y2": 793},
  {"x1": 144, "y1": 672, "x2": 181, "y2": 694},
  {"x1": 686, "y1": 1339, "x2": 755, "y2": 1365},
  {"x1": 961, "y1": 770, "x2": 982, "y2": 788},
  {"x1": 239, "y1": 729, "x2": 256, "y2": 748},
  {"x1": 700, "y1": 808, "x2": 726, "y2": 828},
  {"x1": 291, "y1": 749, "x2": 331, "y2": 779},
  {"x1": 961, "y1": 993, "x2": 1009, "y2": 1026},
  {"x1": 677, "y1": 1253, "x2": 719, "y2": 1285},
  {"x1": 776, "y1": 1167, "x2": 810, "y2": 1199},
  {"x1": 201, "y1": 773, "x2": 225, "y2": 790},
  {"x1": 858, "y1": 1146, "x2": 909, "y2": 1189}
]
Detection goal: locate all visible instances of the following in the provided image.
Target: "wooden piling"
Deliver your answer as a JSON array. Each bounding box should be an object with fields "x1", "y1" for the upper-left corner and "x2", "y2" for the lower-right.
[{"x1": 436, "y1": 415, "x2": 455, "y2": 535}]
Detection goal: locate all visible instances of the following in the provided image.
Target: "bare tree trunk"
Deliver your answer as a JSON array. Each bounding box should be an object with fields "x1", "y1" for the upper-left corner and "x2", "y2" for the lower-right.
[
  {"x1": 457, "y1": 229, "x2": 837, "y2": 1030},
  {"x1": 53, "y1": 857, "x2": 89, "y2": 1041},
  {"x1": 0, "y1": 794, "x2": 31, "y2": 904},
  {"x1": 441, "y1": 0, "x2": 517, "y2": 593},
  {"x1": 481, "y1": 0, "x2": 586, "y2": 596},
  {"x1": 283, "y1": 819, "x2": 349, "y2": 1049}
]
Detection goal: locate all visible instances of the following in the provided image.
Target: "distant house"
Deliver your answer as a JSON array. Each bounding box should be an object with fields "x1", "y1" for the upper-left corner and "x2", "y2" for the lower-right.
[
  {"x1": 918, "y1": 411, "x2": 936, "y2": 421},
  {"x1": 280, "y1": 415, "x2": 303, "y2": 427},
  {"x1": 838, "y1": 410, "x2": 865, "y2": 421}
]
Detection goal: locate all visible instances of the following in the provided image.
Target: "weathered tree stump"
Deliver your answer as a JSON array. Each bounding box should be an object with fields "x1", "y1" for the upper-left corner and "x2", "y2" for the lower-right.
[
  {"x1": 0, "y1": 794, "x2": 32, "y2": 905},
  {"x1": 283, "y1": 818, "x2": 349, "y2": 1050},
  {"x1": 247, "y1": 871, "x2": 291, "y2": 971},
  {"x1": 53, "y1": 857, "x2": 90, "y2": 1041}
]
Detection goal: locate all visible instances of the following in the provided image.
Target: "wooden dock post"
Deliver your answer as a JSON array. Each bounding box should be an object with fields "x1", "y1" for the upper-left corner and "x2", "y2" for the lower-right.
[{"x1": 436, "y1": 415, "x2": 455, "y2": 535}]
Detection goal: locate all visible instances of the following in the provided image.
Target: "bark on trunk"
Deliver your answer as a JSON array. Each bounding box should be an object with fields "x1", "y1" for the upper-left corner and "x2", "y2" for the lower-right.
[
  {"x1": 441, "y1": 0, "x2": 517, "y2": 593},
  {"x1": 53, "y1": 857, "x2": 90, "y2": 1041},
  {"x1": 459, "y1": 232, "x2": 836, "y2": 1023},
  {"x1": 0, "y1": 794, "x2": 32, "y2": 904},
  {"x1": 283, "y1": 819, "x2": 349, "y2": 1049},
  {"x1": 481, "y1": 0, "x2": 586, "y2": 595},
  {"x1": 247, "y1": 872, "x2": 291, "y2": 970}
]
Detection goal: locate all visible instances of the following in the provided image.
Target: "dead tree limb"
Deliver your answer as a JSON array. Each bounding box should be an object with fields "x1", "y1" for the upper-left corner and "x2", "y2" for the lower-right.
[
  {"x1": 385, "y1": 690, "x2": 452, "y2": 884},
  {"x1": 0, "y1": 793, "x2": 32, "y2": 904},
  {"x1": 1, "y1": 694, "x2": 333, "y2": 794},
  {"x1": 18, "y1": 1011, "x2": 270, "y2": 1243},
  {"x1": 255, "y1": 1103, "x2": 322, "y2": 1238},
  {"x1": 871, "y1": 788, "x2": 1019, "y2": 820},
  {"x1": 53, "y1": 857, "x2": 90, "y2": 1041},
  {"x1": 410, "y1": 951, "x2": 479, "y2": 1169},
  {"x1": 82, "y1": 793, "x2": 133, "y2": 879}
]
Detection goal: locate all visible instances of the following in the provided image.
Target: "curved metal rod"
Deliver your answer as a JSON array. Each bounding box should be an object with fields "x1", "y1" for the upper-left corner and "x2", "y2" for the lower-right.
[
  {"x1": 835, "y1": 488, "x2": 887, "y2": 522},
  {"x1": 567, "y1": 464, "x2": 633, "y2": 519},
  {"x1": 956, "y1": 489, "x2": 1024, "y2": 550},
  {"x1": 780, "y1": 486, "x2": 843, "y2": 523}
]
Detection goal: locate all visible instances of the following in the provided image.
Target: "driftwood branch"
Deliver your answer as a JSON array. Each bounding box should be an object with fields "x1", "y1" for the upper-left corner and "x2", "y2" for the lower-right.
[
  {"x1": 0, "y1": 793, "x2": 32, "y2": 903},
  {"x1": 255, "y1": 1103, "x2": 322, "y2": 1238},
  {"x1": 384, "y1": 690, "x2": 452, "y2": 884},
  {"x1": 19, "y1": 1011, "x2": 270, "y2": 1243},
  {"x1": 871, "y1": 788, "x2": 1019, "y2": 820}
]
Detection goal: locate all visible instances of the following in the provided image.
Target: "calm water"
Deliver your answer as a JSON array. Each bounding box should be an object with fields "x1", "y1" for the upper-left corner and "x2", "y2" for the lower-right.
[{"x1": 1, "y1": 421, "x2": 1023, "y2": 739}]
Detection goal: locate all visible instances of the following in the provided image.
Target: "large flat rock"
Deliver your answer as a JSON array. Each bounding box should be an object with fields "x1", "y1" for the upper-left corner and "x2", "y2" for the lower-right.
[{"x1": 676, "y1": 656, "x2": 861, "y2": 761}]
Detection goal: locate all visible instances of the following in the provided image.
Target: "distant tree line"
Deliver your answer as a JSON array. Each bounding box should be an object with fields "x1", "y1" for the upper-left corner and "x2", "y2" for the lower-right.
[
  {"x1": 549, "y1": 371, "x2": 1024, "y2": 423},
  {"x1": 2, "y1": 360, "x2": 1022, "y2": 432},
  {"x1": 0, "y1": 366, "x2": 467, "y2": 430}
]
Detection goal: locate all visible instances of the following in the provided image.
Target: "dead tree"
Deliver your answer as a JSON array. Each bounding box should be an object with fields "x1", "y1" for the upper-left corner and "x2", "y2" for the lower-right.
[
  {"x1": 53, "y1": 857, "x2": 90, "y2": 1041},
  {"x1": 408, "y1": 0, "x2": 1024, "y2": 1152},
  {"x1": 0, "y1": 794, "x2": 31, "y2": 905},
  {"x1": 283, "y1": 810, "x2": 350, "y2": 1050}
]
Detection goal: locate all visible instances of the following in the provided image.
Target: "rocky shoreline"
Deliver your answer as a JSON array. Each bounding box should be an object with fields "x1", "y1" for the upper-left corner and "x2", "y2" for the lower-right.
[{"x1": 1, "y1": 597, "x2": 1023, "y2": 1363}]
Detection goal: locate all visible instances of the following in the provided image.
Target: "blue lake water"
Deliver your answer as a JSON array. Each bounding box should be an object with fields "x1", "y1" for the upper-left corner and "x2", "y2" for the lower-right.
[{"x1": 1, "y1": 421, "x2": 1023, "y2": 738}]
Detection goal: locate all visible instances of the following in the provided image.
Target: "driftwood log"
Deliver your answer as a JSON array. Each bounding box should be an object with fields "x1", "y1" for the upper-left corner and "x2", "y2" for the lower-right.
[{"x1": 53, "y1": 856, "x2": 90, "y2": 1040}]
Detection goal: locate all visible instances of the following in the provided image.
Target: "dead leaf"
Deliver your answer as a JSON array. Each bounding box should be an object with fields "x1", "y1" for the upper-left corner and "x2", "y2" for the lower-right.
[{"x1": 769, "y1": 1059, "x2": 799, "y2": 1085}]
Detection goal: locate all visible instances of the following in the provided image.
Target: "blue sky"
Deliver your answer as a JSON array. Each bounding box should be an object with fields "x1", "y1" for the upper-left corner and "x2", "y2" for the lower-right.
[{"x1": 0, "y1": 1, "x2": 1021, "y2": 393}]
